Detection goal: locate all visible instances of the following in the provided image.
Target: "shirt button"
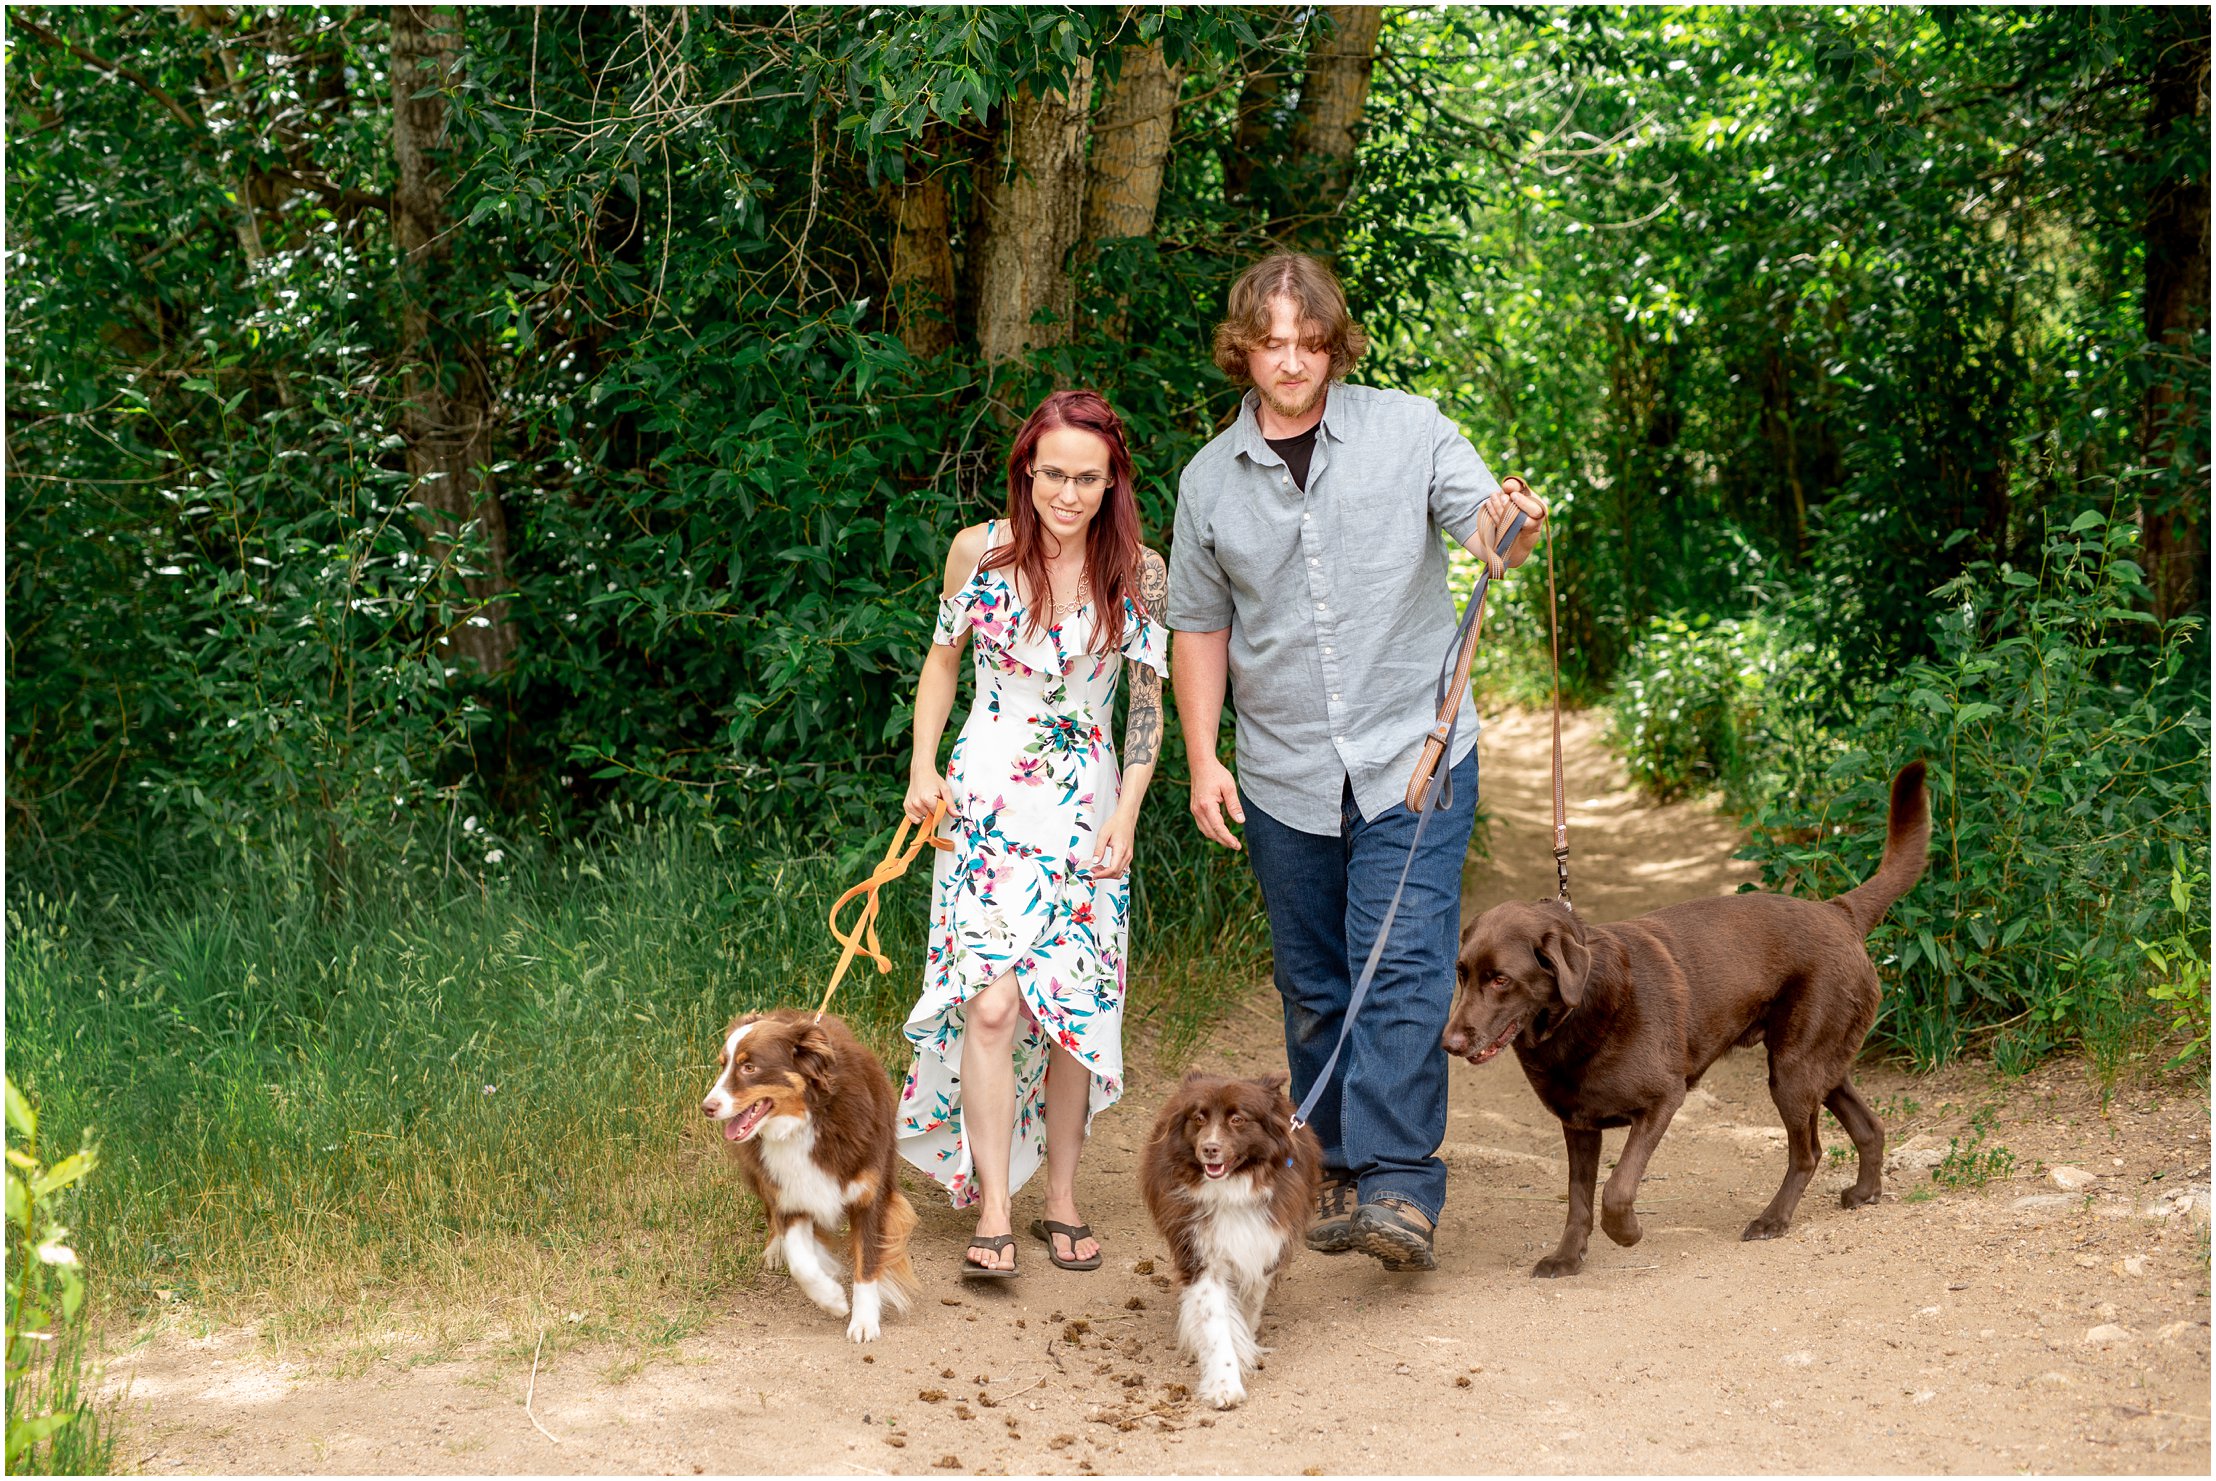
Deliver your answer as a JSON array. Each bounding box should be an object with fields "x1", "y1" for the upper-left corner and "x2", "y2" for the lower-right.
[
  {"x1": 1331, "y1": 693, "x2": 1341, "y2": 702},
  {"x1": 1302, "y1": 513, "x2": 1312, "y2": 523},
  {"x1": 1316, "y1": 603, "x2": 1327, "y2": 612},
  {"x1": 1309, "y1": 558, "x2": 1319, "y2": 567}
]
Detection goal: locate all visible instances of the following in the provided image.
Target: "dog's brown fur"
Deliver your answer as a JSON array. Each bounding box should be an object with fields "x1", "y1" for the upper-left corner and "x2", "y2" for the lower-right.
[
  {"x1": 700, "y1": 1009, "x2": 916, "y2": 1337},
  {"x1": 1445, "y1": 762, "x2": 1930, "y2": 1276},
  {"x1": 1141, "y1": 1072, "x2": 1321, "y2": 1408}
]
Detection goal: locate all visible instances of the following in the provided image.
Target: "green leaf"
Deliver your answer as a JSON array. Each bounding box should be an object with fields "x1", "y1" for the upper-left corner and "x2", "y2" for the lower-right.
[
  {"x1": 5, "y1": 1078, "x2": 33, "y2": 1141},
  {"x1": 31, "y1": 1149, "x2": 96, "y2": 1199}
]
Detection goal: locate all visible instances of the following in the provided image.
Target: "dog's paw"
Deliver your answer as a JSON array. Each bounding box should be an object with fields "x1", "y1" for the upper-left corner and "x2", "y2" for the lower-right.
[
  {"x1": 1740, "y1": 1214, "x2": 1790, "y2": 1241},
  {"x1": 1196, "y1": 1375, "x2": 1245, "y2": 1410},
  {"x1": 845, "y1": 1309, "x2": 881, "y2": 1343},
  {"x1": 799, "y1": 1282, "x2": 850, "y2": 1317},
  {"x1": 1839, "y1": 1183, "x2": 1881, "y2": 1210},
  {"x1": 1530, "y1": 1251, "x2": 1584, "y2": 1279},
  {"x1": 1599, "y1": 1207, "x2": 1643, "y2": 1248},
  {"x1": 761, "y1": 1234, "x2": 786, "y2": 1272}
]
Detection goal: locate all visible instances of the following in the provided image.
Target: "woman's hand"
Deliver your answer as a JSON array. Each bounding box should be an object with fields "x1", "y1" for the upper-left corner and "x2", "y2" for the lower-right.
[
  {"x1": 1090, "y1": 804, "x2": 1139, "y2": 879},
  {"x1": 905, "y1": 764, "x2": 950, "y2": 825}
]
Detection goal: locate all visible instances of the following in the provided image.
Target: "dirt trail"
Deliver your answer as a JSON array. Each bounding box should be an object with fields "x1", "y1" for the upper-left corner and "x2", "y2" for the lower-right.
[{"x1": 107, "y1": 709, "x2": 2211, "y2": 1475}]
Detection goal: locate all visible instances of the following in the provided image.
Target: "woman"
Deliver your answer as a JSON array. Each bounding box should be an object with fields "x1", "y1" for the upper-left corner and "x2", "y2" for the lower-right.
[{"x1": 899, "y1": 389, "x2": 1169, "y2": 1278}]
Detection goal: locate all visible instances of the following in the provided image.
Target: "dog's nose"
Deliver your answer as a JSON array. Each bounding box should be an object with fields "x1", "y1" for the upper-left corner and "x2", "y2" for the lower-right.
[
  {"x1": 700, "y1": 1099, "x2": 718, "y2": 1119},
  {"x1": 1442, "y1": 1027, "x2": 1470, "y2": 1056}
]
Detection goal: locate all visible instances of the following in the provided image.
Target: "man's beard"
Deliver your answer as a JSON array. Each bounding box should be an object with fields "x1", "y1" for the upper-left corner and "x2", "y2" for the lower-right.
[{"x1": 1258, "y1": 376, "x2": 1325, "y2": 422}]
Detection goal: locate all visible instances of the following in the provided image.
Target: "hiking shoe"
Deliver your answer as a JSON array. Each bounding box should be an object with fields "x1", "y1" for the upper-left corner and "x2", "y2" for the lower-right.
[
  {"x1": 1305, "y1": 1173, "x2": 1362, "y2": 1255},
  {"x1": 1353, "y1": 1195, "x2": 1437, "y2": 1272}
]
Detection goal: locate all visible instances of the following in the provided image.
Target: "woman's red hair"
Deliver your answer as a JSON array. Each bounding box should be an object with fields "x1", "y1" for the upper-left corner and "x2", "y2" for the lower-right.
[{"x1": 986, "y1": 389, "x2": 1146, "y2": 655}]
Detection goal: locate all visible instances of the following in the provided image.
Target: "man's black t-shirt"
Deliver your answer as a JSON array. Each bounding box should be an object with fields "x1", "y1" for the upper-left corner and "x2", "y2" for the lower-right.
[{"x1": 1264, "y1": 423, "x2": 1320, "y2": 491}]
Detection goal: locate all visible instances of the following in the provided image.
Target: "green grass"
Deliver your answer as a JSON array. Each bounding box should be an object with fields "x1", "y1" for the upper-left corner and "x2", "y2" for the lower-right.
[{"x1": 3, "y1": 805, "x2": 1271, "y2": 1357}]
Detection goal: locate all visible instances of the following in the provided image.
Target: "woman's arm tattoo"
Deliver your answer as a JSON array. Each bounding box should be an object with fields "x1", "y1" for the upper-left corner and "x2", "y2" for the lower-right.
[{"x1": 1125, "y1": 551, "x2": 1168, "y2": 767}]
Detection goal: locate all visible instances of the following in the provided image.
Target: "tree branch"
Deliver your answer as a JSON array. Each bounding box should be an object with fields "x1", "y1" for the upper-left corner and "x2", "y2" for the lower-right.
[{"x1": 10, "y1": 10, "x2": 206, "y2": 138}]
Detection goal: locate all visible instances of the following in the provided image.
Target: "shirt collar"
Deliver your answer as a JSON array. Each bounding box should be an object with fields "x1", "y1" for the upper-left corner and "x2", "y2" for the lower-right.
[{"x1": 1236, "y1": 385, "x2": 1340, "y2": 464}]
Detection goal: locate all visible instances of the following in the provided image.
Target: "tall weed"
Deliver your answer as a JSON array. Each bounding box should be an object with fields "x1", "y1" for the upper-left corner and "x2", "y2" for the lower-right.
[{"x1": 5, "y1": 1078, "x2": 112, "y2": 1475}]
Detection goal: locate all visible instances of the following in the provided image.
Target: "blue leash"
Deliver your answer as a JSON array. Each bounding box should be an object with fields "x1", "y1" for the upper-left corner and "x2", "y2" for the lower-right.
[{"x1": 1290, "y1": 511, "x2": 1528, "y2": 1134}]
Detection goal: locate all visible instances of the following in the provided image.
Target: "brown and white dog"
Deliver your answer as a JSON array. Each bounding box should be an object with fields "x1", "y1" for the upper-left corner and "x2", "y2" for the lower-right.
[
  {"x1": 700, "y1": 1008, "x2": 917, "y2": 1341},
  {"x1": 1140, "y1": 1071, "x2": 1321, "y2": 1409}
]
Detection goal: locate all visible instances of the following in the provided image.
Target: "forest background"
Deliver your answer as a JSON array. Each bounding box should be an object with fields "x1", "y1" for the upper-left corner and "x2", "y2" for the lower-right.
[{"x1": 2, "y1": 5, "x2": 2209, "y2": 1469}]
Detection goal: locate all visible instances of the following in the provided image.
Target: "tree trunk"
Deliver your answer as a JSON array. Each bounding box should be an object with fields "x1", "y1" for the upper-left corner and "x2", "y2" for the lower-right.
[
  {"x1": 2136, "y1": 9, "x2": 2210, "y2": 622},
  {"x1": 1224, "y1": 57, "x2": 1284, "y2": 203},
  {"x1": 886, "y1": 131, "x2": 957, "y2": 358},
  {"x1": 973, "y1": 62, "x2": 1096, "y2": 367},
  {"x1": 1288, "y1": 5, "x2": 1383, "y2": 250},
  {"x1": 1086, "y1": 40, "x2": 1180, "y2": 243},
  {"x1": 1083, "y1": 39, "x2": 1179, "y2": 341},
  {"x1": 391, "y1": 3, "x2": 515, "y2": 677}
]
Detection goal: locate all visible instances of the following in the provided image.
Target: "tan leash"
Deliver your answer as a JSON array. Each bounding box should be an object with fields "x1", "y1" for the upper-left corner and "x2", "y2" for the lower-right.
[
  {"x1": 1399, "y1": 476, "x2": 1572, "y2": 906},
  {"x1": 816, "y1": 798, "x2": 952, "y2": 1022},
  {"x1": 1545, "y1": 519, "x2": 1571, "y2": 909},
  {"x1": 1293, "y1": 497, "x2": 1532, "y2": 1133}
]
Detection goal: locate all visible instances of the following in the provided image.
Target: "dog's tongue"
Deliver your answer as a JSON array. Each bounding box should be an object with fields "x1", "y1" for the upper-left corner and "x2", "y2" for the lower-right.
[{"x1": 724, "y1": 1100, "x2": 770, "y2": 1141}]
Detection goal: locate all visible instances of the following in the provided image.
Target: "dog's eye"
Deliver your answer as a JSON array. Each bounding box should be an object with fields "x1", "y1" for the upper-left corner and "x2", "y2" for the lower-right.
[
  {"x1": 1227, "y1": 1111, "x2": 1246, "y2": 1126},
  {"x1": 1490, "y1": 972, "x2": 1511, "y2": 989},
  {"x1": 737, "y1": 1062, "x2": 757, "y2": 1078}
]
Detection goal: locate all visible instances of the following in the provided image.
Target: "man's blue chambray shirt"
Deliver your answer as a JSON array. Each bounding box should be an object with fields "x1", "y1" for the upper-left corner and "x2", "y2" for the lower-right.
[{"x1": 1166, "y1": 382, "x2": 1504, "y2": 835}]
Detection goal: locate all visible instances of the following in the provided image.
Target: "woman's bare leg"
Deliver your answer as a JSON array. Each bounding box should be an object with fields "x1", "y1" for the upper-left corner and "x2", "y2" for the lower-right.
[
  {"x1": 1040, "y1": 1040, "x2": 1100, "y2": 1263},
  {"x1": 959, "y1": 970, "x2": 1022, "y2": 1269}
]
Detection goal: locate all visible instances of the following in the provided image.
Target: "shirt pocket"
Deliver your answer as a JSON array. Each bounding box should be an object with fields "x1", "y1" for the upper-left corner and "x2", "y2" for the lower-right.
[{"x1": 1341, "y1": 488, "x2": 1433, "y2": 575}]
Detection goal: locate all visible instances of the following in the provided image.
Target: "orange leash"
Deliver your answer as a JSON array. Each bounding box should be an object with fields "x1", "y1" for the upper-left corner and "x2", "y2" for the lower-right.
[{"x1": 816, "y1": 798, "x2": 953, "y2": 1022}]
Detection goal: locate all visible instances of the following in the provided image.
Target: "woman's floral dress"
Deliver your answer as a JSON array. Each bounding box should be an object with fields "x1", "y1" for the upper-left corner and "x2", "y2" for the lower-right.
[{"x1": 898, "y1": 520, "x2": 1169, "y2": 1207}]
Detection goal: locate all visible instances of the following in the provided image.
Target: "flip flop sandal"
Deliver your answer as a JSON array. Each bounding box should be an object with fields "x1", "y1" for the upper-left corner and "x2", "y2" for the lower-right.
[
  {"x1": 1353, "y1": 1197, "x2": 1438, "y2": 1273},
  {"x1": 961, "y1": 1233, "x2": 1019, "y2": 1280},
  {"x1": 1029, "y1": 1218, "x2": 1104, "y2": 1271}
]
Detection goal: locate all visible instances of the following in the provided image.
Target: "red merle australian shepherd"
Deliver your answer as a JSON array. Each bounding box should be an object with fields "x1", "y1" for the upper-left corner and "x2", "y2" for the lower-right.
[
  {"x1": 1141, "y1": 1071, "x2": 1321, "y2": 1409},
  {"x1": 700, "y1": 1009, "x2": 917, "y2": 1342}
]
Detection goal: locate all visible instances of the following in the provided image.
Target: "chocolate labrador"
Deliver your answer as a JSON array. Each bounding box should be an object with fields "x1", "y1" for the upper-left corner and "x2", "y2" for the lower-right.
[{"x1": 1444, "y1": 762, "x2": 1929, "y2": 1276}]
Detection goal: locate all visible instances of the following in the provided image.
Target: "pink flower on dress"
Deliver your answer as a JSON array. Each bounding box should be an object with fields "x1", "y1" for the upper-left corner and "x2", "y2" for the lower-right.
[{"x1": 1010, "y1": 756, "x2": 1050, "y2": 786}]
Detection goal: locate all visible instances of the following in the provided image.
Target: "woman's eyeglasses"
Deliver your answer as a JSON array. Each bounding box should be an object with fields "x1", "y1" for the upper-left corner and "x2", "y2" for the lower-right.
[{"x1": 1031, "y1": 467, "x2": 1109, "y2": 494}]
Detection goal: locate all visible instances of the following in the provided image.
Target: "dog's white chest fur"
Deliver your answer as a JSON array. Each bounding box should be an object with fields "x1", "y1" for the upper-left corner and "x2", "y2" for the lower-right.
[
  {"x1": 755, "y1": 1117, "x2": 847, "y2": 1230},
  {"x1": 1187, "y1": 1175, "x2": 1287, "y2": 1290}
]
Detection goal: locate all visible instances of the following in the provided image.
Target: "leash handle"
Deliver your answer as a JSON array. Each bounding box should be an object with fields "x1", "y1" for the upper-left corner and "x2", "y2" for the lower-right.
[
  {"x1": 817, "y1": 798, "x2": 952, "y2": 1022},
  {"x1": 1403, "y1": 504, "x2": 1528, "y2": 815},
  {"x1": 1293, "y1": 502, "x2": 1530, "y2": 1133}
]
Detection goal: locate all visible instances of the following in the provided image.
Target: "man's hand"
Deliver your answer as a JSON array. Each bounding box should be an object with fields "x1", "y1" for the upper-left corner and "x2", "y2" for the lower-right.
[
  {"x1": 1188, "y1": 756, "x2": 1245, "y2": 851},
  {"x1": 1470, "y1": 476, "x2": 1548, "y2": 579}
]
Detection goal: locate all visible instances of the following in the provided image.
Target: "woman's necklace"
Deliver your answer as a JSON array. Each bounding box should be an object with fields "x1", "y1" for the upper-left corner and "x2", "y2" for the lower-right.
[{"x1": 1047, "y1": 566, "x2": 1091, "y2": 622}]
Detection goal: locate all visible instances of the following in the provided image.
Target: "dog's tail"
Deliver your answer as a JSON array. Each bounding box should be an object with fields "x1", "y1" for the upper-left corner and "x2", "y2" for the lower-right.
[
  {"x1": 1830, "y1": 761, "x2": 1931, "y2": 937},
  {"x1": 875, "y1": 1187, "x2": 920, "y2": 1313}
]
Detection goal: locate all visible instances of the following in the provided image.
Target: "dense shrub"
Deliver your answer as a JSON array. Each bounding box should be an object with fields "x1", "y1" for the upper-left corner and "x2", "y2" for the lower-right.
[
  {"x1": 1737, "y1": 513, "x2": 2210, "y2": 1068},
  {"x1": 1608, "y1": 600, "x2": 1845, "y2": 808}
]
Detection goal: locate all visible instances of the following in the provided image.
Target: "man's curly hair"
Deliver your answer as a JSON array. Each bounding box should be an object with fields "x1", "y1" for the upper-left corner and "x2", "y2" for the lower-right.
[{"x1": 1211, "y1": 251, "x2": 1369, "y2": 387}]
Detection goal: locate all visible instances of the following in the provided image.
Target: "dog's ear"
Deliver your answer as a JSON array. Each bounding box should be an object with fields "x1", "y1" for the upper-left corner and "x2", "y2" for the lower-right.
[
  {"x1": 1253, "y1": 1070, "x2": 1289, "y2": 1095},
  {"x1": 790, "y1": 1022, "x2": 838, "y2": 1089},
  {"x1": 1536, "y1": 917, "x2": 1593, "y2": 1014}
]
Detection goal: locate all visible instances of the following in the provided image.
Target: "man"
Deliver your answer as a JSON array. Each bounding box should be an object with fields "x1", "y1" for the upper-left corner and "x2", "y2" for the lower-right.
[{"x1": 1166, "y1": 251, "x2": 1546, "y2": 1271}]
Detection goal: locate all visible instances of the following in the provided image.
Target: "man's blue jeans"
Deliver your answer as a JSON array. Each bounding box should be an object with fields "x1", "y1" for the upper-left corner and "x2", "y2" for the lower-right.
[{"x1": 1240, "y1": 748, "x2": 1477, "y2": 1224}]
